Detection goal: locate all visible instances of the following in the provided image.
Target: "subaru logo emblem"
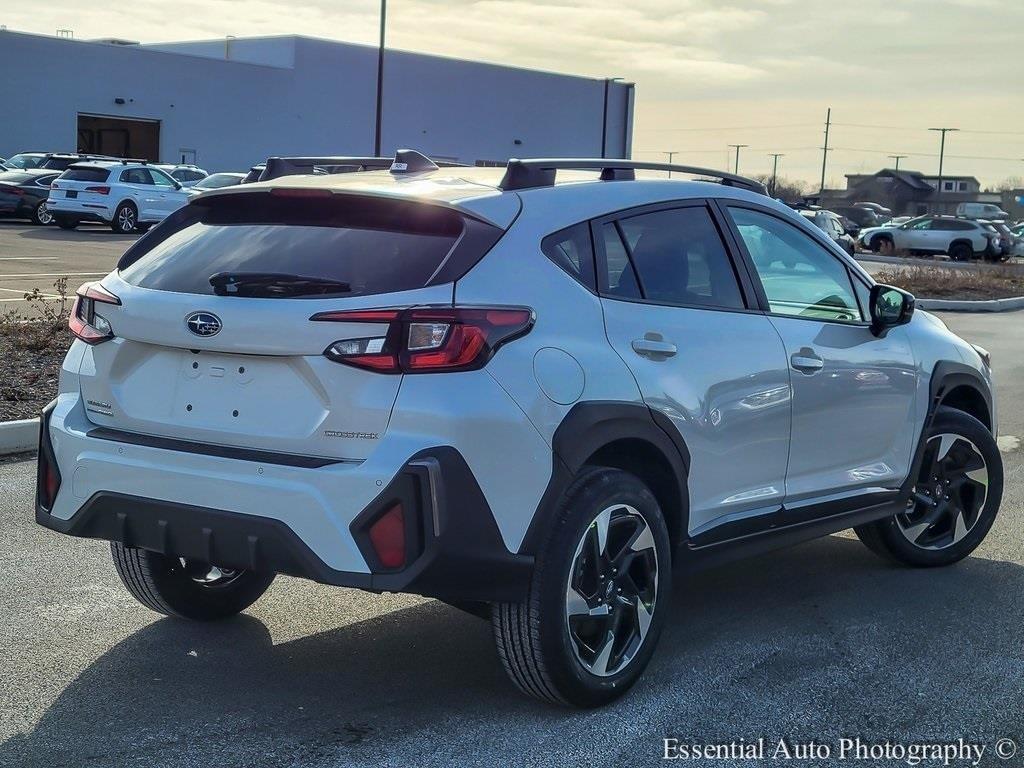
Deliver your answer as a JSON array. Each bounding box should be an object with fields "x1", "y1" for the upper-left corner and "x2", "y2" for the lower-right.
[{"x1": 185, "y1": 311, "x2": 222, "y2": 337}]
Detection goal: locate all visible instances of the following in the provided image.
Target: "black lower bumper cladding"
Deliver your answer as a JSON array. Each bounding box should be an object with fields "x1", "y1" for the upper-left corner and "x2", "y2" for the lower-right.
[{"x1": 35, "y1": 445, "x2": 533, "y2": 602}]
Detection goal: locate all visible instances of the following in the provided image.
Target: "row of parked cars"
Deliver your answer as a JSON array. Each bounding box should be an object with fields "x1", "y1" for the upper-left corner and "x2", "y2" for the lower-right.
[
  {"x1": 0, "y1": 151, "x2": 248, "y2": 232},
  {"x1": 792, "y1": 199, "x2": 1022, "y2": 263}
]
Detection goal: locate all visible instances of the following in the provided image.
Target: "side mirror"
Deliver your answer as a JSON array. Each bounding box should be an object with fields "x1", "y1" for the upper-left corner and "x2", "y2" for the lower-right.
[{"x1": 870, "y1": 284, "x2": 914, "y2": 336}]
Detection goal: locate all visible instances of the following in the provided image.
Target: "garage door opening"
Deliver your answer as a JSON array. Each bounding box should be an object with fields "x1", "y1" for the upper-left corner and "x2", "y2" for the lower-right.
[{"x1": 77, "y1": 114, "x2": 160, "y2": 160}]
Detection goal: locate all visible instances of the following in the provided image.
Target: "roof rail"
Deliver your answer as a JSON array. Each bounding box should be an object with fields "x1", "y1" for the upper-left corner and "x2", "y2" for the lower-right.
[
  {"x1": 260, "y1": 151, "x2": 466, "y2": 182},
  {"x1": 498, "y1": 158, "x2": 768, "y2": 196}
]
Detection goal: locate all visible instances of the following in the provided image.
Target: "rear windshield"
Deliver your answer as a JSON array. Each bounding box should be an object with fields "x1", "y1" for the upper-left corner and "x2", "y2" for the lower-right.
[
  {"x1": 60, "y1": 167, "x2": 111, "y2": 182},
  {"x1": 118, "y1": 192, "x2": 474, "y2": 298}
]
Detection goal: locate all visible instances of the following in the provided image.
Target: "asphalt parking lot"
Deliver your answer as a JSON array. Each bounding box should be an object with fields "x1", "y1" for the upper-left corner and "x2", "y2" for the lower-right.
[
  {"x1": 1, "y1": 310, "x2": 1022, "y2": 767},
  {"x1": 0, "y1": 222, "x2": 136, "y2": 304}
]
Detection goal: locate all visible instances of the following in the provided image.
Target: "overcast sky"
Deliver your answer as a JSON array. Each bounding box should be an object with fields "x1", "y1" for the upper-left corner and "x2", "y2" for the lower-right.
[{"x1": 4, "y1": 0, "x2": 1022, "y2": 187}]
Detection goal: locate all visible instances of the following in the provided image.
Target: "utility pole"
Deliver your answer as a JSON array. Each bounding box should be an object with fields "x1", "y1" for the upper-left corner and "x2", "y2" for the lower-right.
[
  {"x1": 373, "y1": 0, "x2": 387, "y2": 157},
  {"x1": 888, "y1": 154, "x2": 908, "y2": 171},
  {"x1": 928, "y1": 127, "x2": 959, "y2": 213},
  {"x1": 664, "y1": 151, "x2": 677, "y2": 178},
  {"x1": 819, "y1": 107, "x2": 831, "y2": 194},
  {"x1": 768, "y1": 153, "x2": 784, "y2": 197},
  {"x1": 728, "y1": 144, "x2": 748, "y2": 175}
]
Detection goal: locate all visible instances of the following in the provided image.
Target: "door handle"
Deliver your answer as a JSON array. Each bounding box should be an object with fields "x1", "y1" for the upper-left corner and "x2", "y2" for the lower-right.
[
  {"x1": 632, "y1": 338, "x2": 677, "y2": 359},
  {"x1": 790, "y1": 352, "x2": 824, "y2": 372}
]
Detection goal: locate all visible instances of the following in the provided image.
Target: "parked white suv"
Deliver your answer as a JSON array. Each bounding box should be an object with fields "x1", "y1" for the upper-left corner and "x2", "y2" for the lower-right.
[
  {"x1": 859, "y1": 215, "x2": 1000, "y2": 261},
  {"x1": 154, "y1": 164, "x2": 209, "y2": 187},
  {"x1": 37, "y1": 152, "x2": 1002, "y2": 708},
  {"x1": 48, "y1": 162, "x2": 192, "y2": 232}
]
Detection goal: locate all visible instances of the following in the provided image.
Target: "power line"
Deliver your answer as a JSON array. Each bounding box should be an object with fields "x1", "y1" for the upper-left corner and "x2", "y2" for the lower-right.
[{"x1": 641, "y1": 123, "x2": 817, "y2": 133}]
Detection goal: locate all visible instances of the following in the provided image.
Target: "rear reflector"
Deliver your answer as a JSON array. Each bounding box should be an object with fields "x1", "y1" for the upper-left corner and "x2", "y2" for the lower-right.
[
  {"x1": 368, "y1": 504, "x2": 406, "y2": 568},
  {"x1": 312, "y1": 305, "x2": 533, "y2": 374}
]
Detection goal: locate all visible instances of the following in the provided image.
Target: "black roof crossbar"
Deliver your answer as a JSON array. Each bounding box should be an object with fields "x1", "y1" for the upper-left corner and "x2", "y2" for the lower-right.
[
  {"x1": 498, "y1": 158, "x2": 768, "y2": 196},
  {"x1": 259, "y1": 151, "x2": 467, "y2": 182},
  {"x1": 259, "y1": 157, "x2": 392, "y2": 182}
]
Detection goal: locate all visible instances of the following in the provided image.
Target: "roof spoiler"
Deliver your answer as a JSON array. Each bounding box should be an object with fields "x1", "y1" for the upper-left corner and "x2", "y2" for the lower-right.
[
  {"x1": 499, "y1": 158, "x2": 768, "y2": 196},
  {"x1": 259, "y1": 150, "x2": 466, "y2": 182}
]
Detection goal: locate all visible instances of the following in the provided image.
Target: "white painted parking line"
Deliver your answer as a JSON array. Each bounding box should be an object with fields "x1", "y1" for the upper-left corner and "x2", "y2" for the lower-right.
[
  {"x1": 0, "y1": 256, "x2": 59, "y2": 261},
  {"x1": 0, "y1": 272, "x2": 106, "y2": 278},
  {"x1": 0, "y1": 287, "x2": 63, "y2": 297}
]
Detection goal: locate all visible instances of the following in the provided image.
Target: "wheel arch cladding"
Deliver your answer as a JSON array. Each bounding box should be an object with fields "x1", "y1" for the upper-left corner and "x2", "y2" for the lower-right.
[
  {"x1": 519, "y1": 401, "x2": 690, "y2": 555},
  {"x1": 931, "y1": 362, "x2": 992, "y2": 431}
]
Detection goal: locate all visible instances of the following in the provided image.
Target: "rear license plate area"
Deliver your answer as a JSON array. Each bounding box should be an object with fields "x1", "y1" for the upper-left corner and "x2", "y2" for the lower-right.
[{"x1": 66, "y1": 190, "x2": 78, "y2": 199}]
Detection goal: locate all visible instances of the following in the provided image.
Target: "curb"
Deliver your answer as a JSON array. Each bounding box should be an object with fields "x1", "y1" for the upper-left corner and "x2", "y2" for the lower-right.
[
  {"x1": 0, "y1": 418, "x2": 39, "y2": 456},
  {"x1": 917, "y1": 296, "x2": 1024, "y2": 313}
]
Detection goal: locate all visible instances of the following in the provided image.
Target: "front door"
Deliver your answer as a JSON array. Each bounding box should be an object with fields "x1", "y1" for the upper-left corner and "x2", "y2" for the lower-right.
[
  {"x1": 595, "y1": 201, "x2": 792, "y2": 537},
  {"x1": 724, "y1": 205, "x2": 918, "y2": 505},
  {"x1": 148, "y1": 167, "x2": 188, "y2": 219}
]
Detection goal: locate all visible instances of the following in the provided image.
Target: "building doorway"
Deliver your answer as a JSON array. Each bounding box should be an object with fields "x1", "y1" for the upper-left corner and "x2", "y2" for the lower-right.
[{"x1": 77, "y1": 114, "x2": 160, "y2": 161}]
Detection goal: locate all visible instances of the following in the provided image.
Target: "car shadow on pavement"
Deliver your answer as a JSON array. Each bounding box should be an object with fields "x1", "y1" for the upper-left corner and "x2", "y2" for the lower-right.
[
  {"x1": 4, "y1": 535, "x2": 1024, "y2": 766},
  {"x1": 14, "y1": 226, "x2": 139, "y2": 242}
]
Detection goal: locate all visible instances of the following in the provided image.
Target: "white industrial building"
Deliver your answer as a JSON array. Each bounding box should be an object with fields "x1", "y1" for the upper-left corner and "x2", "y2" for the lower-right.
[{"x1": 0, "y1": 29, "x2": 634, "y2": 171}]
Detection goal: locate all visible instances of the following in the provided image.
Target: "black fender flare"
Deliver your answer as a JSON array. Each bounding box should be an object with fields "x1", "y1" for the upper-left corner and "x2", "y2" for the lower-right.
[
  {"x1": 899, "y1": 360, "x2": 993, "y2": 496},
  {"x1": 518, "y1": 401, "x2": 691, "y2": 555}
]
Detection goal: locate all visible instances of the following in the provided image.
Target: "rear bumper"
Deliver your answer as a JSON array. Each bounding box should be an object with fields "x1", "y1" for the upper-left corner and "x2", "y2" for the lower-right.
[
  {"x1": 46, "y1": 197, "x2": 113, "y2": 222},
  {"x1": 36, "y1": 396, "x2": 533, "y2": 601}
]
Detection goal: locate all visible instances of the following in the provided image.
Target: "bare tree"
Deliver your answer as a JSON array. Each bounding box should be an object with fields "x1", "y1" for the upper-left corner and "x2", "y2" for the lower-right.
[{"x1": 751, "y1": 173, "x2": 808, "y2": 201}]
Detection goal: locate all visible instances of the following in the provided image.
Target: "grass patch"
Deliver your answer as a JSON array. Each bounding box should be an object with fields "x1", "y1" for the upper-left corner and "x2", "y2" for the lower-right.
[
  {"x1": 0, "y1": 279, "x2": 74, "y2": 421},
  {"x1": 873, "y1": 265, "x2": 1024, "y2": 301}
]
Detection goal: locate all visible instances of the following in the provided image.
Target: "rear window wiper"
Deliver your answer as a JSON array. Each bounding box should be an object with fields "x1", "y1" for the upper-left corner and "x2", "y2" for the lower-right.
[{"x1": 209, "y1": 272, "x2": 352, "y2": 298}]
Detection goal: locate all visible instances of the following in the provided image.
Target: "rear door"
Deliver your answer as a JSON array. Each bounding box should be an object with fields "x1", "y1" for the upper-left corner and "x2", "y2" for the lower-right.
[
  {"x1": 722, "y1": 204, "x2": 917, "y2": 505},
  {"x1": 595, "y1": 200, "x2": 792, "y2": 538},
  {"x1": 79, "y1": 190, "x2": 493, "y2": 461},
  {"x1": 117, "y1": 168, "x2": 158, "y2": 219}
]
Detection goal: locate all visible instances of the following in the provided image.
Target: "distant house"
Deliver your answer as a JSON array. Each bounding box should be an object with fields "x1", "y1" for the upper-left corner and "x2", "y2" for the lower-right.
[{"x1": 817, "y1": 168, "x2": 984, "y2": 216}]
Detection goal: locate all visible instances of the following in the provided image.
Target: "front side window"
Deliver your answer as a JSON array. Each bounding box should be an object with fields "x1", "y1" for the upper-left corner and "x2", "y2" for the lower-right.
[
  {"x1": 728, "y1": 207, "x2": 862, "y2": 323},
  {"x1": 601, "y1": 206, "x2": 744, "y2": 309},
  {"x1": 150, "y1": 169, "x2": 177, "y2": 187}
]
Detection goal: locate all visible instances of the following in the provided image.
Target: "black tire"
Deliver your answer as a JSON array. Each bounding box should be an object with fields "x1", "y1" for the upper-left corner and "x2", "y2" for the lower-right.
[
  {"x1": 54, "y1": 216, "x2": 77, "y2": 230},
  {"x1": 871, "y1": 235, "x2": 893, "y2": 254},
  {"x1": 949, "y1": 242, "x2": 972, "y2": 262},
  {"x1": 855, "y1": 408, "x2": 1002, "y2": 567},
  {"x1": 30, "y1": 200, "x2": 53, "y2": 226},
  {"x1": 492, "y1": 467, "x2": 671, "y2": 707},
  {"x1": 110, "y1": 543, "x2": 275, "y2": 620},
  {"x1": 111, "y1": 201, "x2": 138, "y2": 233}
]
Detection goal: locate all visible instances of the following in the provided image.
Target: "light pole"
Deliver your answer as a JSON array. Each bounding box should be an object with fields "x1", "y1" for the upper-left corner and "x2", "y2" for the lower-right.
[
  {"x1": 928, "y1": 127, "x2": 959, "y2": 213},
  {"x1": 728, "y1": 144, "x2": 748, "y2": 175},
  {"x1": 888, "y1": 154, "x2": 908, "y2": 171},
  {"x1": 373, "y1": 0, "x2": 387, "y2": 157},
  {"x1": 664, "y1": 151, "x2": 678, "y2": 177},
  {"x1": 768, "y1": 153, "x2": 784, "y2": 197}
]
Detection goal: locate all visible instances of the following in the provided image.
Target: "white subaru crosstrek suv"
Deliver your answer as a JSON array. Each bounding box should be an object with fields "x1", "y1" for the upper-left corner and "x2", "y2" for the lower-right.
[
  {"x1": 48, "y1": 161, "x2": 191, "y2": 233},
  {"x1": 37, "y1": 151, "x2": 1002, "y2": 708},
  {"x1": 859, "y1": 215, "x2": 1000, "y2": 261}
]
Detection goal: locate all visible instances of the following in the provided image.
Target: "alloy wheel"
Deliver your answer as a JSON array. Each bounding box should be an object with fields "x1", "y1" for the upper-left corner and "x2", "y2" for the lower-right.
[
  {"x1": 565, "y1": 504, "x2": 659, "y2": 677},
  {"x1": 897, "y1": 433, "x2": 989, "y2": 550},
  {"x1": 37, "y1": 203, "x2": 53, "y2": 225},
  {"x1": 118, "y1": 207, "x2": 136, "y2": 232}
]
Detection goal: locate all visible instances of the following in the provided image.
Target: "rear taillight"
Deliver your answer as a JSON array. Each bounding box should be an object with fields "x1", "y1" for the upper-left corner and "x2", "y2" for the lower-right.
[
  {"x1": 311, "y1": 306, "x2": 534, "y2": 373},
  {"x1": 85, "y1": 185, "x2": 111, "y2": 195},
  {"x1": 0, "y1": 184, "x2": 24, "y2": 196},
  {"x1": 69, "y1": 282, "x2": 121, "y2": 345}
]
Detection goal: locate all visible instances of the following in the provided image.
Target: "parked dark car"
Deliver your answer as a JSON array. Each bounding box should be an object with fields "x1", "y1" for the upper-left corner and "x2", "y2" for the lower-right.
[
  {"x1": 39, "y1": 153, "x2": 117, "y2": 171},
  {"x1": 831, "y1": 205, "x2": 882, "y2": 230},
  {"x1": 799, "y1": 209, "x2": 857, "y2": 255},
  {"x1": 0, "y1": 169, "x2": 60, "y2": 224},
  {"x1": 4, "y1": 152, "x2": 50, "y2": 170}
]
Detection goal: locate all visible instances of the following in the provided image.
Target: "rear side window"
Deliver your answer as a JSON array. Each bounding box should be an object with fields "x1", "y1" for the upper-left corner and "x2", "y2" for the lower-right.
[
  {"x1": 541, "y1": 223, "x2": 595, "y2": 289},
  {"x1": 119, "y1": 193, "x2": 479, "y2": 298},
  {"x1": 60, "y1": 167, "x2": 110, "y2": 182},
  {"x1": 602, "y1": 206, "x2": 745, "y2": 310},
  {"x1": 120, "y1": 169, "x2": 152, "y2": 184}
]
